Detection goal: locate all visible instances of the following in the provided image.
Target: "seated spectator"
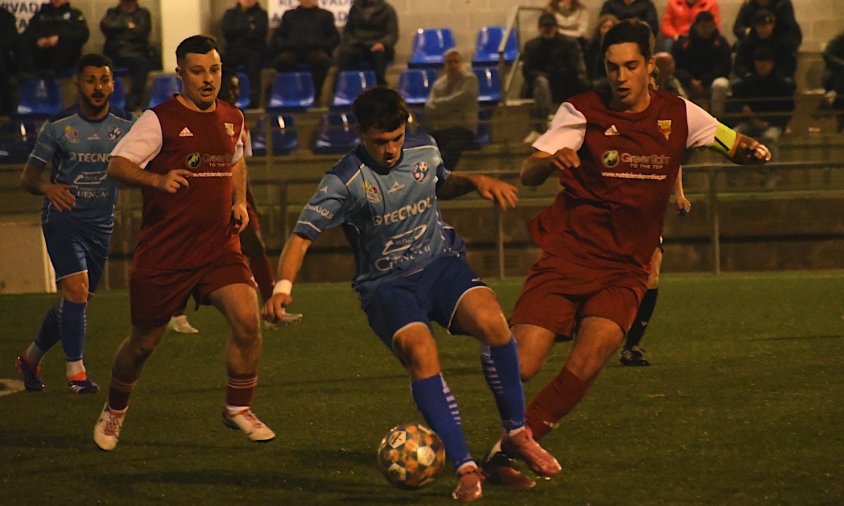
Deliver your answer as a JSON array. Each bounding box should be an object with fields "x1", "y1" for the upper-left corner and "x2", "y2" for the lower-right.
[
  {"x1": 521, "y1": 12, "x2": 587, "y2": 143},
  {"x1": 734, "y1": 9, "x2": 797, "y2": 81},
  {"x1": 584, "y1": 13, "x2": 619, "y2": 87},
  {"x1": 423, "y1": 48, "x2": 478, "y2": 171},
  {"x1": 653, "y1": 52, "x2": 687, "y2": 98},
  {"x1": 673, "y1": 11, "x2": 730, "y2": 116},
  {"x1": 821, "y1": 30, "x2": 844, "y2": 132},
  {"x1": 100, "y1": 0, "x2": 153, "y2": 111},
  {"x1": 270, "y1": 0, "x2": 340, "y2": 104},
  {"x1": 731, "y1": 48, "x2": 795, "y2": 167},
  {"x1": 221, "y1": 0, "x2": 268, "y2": 108},
  {"x1": 0, "y1": 6, "x2": 20, "y2": 115},
  {"x1": 22, "y1": 0, "x2": 89, "y2": 75},
  {"x1": 546, "y1": 0, "x2": 590, "y2": 46},
  {"x1": 732, "y1": 0, "x2": 801, "y2": 50},
  {"x1": 659, "y1": 0, "x2": 720, "y2": 52},
  {"x1": 338, "y1": 0, "x2": 398, "y2": 86},
  {"x1": 598, "y1": 0, "x2": 658, "y2": 36}
]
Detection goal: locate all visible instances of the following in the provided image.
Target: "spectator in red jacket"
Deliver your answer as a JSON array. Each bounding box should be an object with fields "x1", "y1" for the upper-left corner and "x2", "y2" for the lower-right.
[{"x1": 659, "y1": 0, "x2": 720, "y2": 52}]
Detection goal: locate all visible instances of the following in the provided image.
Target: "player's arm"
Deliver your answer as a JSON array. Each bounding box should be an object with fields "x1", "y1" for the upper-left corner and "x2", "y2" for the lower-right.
[
  {"x1": 262, "y1": 233, "x2": 312, "y2": 324},
  {"x1": 20, "y1": 162, "x2": 76, "y2": 212},
  {"x1": 436, "y1": 172, "x2": 518, "y2": 209},
  {"x1": 108, "y1": 155, "x2": 191, "y2": 193},
  {"x1": 521, "y1": 147, "x2": 581, "y2": 186},
  {"x1": 230, "y1": 157, "x2": 248, "y2": 233},
  {"x1": 710, "y1": 121, "x2": 771, "y2": 164},
  {"x1": 674, "y1": 166, "x2": 691, "y2": 215}
]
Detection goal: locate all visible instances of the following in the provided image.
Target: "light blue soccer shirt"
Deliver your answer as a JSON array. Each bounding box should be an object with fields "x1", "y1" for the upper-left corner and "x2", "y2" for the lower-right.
[
  {"x1": 293, "y1": 132, "x2": 465, "y2": 300},
  {"x1": 27, "y1": 105, "x2": 135, "y2": 234}
]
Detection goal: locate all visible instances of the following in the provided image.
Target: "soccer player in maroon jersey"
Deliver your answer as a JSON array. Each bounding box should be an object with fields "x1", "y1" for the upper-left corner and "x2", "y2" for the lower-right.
[
  {"x1": 484, "y1": 19, "x2": 771, "y2": 486},
  {"x1": 93, "y1": 35, "x2": 274, "y2": 451}
]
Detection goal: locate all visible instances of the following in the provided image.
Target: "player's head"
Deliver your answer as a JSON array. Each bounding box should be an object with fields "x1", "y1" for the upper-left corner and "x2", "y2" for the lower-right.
[
  {"x1": 219, "y1": 71, "x2": 240, "y2": 105},
  {"x1": 602, "y1": 19, "x2": 655, "y2": 112},
  {"x1": 353, "y1": 86, "x2": 410, "y2": 169},
  {"x1": 75, "y1": 53, "x2": 114, "y2": 115},
  {"x1": 175, "y1": 35, "x2": 222, "y2": 111}
]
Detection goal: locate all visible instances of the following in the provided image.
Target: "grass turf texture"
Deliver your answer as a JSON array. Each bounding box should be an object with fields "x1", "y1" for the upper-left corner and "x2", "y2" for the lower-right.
[{"x1": 0, "y1": 272, "x2": 842, "y2": 505}]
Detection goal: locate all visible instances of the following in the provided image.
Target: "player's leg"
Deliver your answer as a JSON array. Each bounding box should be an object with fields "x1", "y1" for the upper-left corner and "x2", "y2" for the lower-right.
[
  {"x1": 56, "y1": 271, "x2": 99, "y2": 393},
  {"x1": 621, "y1": 247, "x2": 662, "y2": 366}
]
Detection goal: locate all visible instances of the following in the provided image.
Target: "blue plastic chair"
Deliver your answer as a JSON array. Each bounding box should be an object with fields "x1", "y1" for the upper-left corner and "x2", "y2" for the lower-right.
[
  {"x1": 409, "y1": 28, "x2": 456, "y2": 68},
  {"x1": 0, "y1": 119, "x2": 38, "y2": 164},
  {"x1": 16, "y1": 77, "x2": 62, "y2": 117},
  {"x1": 235, "y1": 71, "x2": 251, "y2": 109},
  {"x1": 251, "y1": 114, "x2": 298, "y2": 156},
  {"x1": 473, "y1": 108, "x2": 493, "y2": 148},
  {"x1": 473, "y1": 67, "x2": 502, "y2": 105},
  {"x1": 330, "y1": 70, "x2": 376, "y2": 110},
  {"x1": 147, "y1": 74, "x2": 181, "y2": 108},
  {"x1": 267, "y1": 72, "x2": 315, "y2": 112},
  {"x1": 110, "y1": 76, "x2": 126, "y2": 110},
  {"x1": 398, "y1": 69, "x2": 439, "y2": 106},
  {"x1": 312, "y1": 112, "x2": 359, "y2": 154},
  {"x1": 473, "y1": 26, "x2": 519, "y2": 66}
]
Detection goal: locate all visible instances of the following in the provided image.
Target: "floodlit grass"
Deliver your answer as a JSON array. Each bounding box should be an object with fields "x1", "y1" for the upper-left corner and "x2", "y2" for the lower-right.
[{"x1": 1, "y1": 272, "x2": 842, "y2": 505}]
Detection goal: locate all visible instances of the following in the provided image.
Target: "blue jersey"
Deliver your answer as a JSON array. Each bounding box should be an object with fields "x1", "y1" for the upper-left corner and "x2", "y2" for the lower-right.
[
  {"x1": 27, "y1": 105, "x2": 135, "y2": 234},
  {"x1": 293, "y1": 132, "x2": 465, "y2": 297}
]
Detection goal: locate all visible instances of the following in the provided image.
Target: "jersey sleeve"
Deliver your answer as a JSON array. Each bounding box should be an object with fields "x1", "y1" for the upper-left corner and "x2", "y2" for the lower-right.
[
  {"x1": 683, "y1": 97, "x2": 719, "y2": 149},
  {"x1": 26, "y1": 120, "x2": 58, "y2": 171},
  {"x1": 532, "y1": 101, "x2": 587, "y2": 155},
  {"x1": 110, "y1": 109, "x2": 163, "y2": 168},
  {"x1": 232, "y1": 110, "x2": 245, "y2": 163},
  {"x1": 292, "y1": 174, "x2": 352, "y2": 241}
]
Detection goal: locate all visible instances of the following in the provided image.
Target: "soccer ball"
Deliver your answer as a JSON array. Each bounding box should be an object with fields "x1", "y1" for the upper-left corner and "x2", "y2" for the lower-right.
[{"x1": 376, "y1": 422, "x2": 446, "y2": 490}]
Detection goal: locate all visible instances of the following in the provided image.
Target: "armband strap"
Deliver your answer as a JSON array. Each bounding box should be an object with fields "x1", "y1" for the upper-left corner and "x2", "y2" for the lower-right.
[
  {"x1": 273, "y1": 279, "x2": 293, "y2": 296},
  {"x1": 711, "y1": 122, "x2": 738, "y2": 157}
]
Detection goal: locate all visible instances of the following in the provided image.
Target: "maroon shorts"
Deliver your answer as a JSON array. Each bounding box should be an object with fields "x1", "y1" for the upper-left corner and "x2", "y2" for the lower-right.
[
  {"x1": 510, "y1": 250, "x2": 648, "y2": 338},
  {"x1": 129, "y1": 250, "x2": 256, "y2": 328}
]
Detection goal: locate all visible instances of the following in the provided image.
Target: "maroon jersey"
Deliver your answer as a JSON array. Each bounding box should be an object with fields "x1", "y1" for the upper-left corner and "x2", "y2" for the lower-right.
[
  {"x1": 112, "y1": 97, "x2": 245, "y2": 270},
  {"x1": 531, "y1": 89, "x2": 716, "y2": 270}
]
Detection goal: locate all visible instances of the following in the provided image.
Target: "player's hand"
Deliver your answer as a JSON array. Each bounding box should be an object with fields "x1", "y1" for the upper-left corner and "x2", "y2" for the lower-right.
[
  {"x1": 475, "y1": 175, "x2": 518, "y2": 209},
  {"x1": 43, "y1": 182, "x2": 75, "y2": 211},
  {"x1": 739, "y1": 139, "x2": 772, "y2": 165},
  {"x1": 676, "y1": 194, "x2": 692, "y2": 216},
  {"x1": 157, "y1": 169, "x2": 192, "y2": 193},
  {"x1": 231, "y1": 202, "x2": 249, "y2": 233},
  {"x1": 550, "y1": 147, "x2": 581, "y2": 172},
  {"x1": 262, "y1": 293, "x2": 294, "y2": 324}
]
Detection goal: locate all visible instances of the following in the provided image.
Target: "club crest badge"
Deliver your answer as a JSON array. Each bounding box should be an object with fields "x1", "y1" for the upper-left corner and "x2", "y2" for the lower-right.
[
  {"x1": 224, "y1": 122, "x2": 235, "y2": 137},
  {"x1": 411, "y1": 161, "x2": 429, "y2": 182},
  {"x1": 64, "y1": 125, "x2": 79, "y2": 143},
  {"x1": 657, "y1": 119, "x2": 672, "y2": 140},
  {"x1": 107, "y1": 126, "x2": 121, "y2": 140},
  {"x1": 364, "y1": 181, "x2": 382, "y2": 203}
]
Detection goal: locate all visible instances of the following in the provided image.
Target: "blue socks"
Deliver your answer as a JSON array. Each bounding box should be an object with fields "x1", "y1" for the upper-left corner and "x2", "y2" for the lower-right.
[
  {"x1": 411, "y1": 373, "x2": 474, "y2": 470},
  {"x1": 58, "y1": 300, "x2": 87, "y2": 362},
  {"x1": 481, "y1": 337, "x2": 526, "y2": 432},
  {"x1": 34, "y1": 302, "x2": 62, "y2": 353}
]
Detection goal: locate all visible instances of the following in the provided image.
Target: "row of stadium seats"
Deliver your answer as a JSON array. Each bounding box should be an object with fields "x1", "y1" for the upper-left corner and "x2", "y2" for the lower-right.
[{"x1": 411, "y1": 26, "x2": 518, "y2": 68}]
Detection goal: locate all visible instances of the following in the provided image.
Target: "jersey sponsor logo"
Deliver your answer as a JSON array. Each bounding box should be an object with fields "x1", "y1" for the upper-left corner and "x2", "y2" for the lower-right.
[
  {"x1": 601, "y1": 172, "x2": 667, "y2": 180},
  {"x1": 604, "y1": 124, "x2": 620, "y2": 136},
  {"x1": 371, "y1": 197, "x2": 432, "y2": 226},
  {"x1": 374, "y1": 242, "x2": 433, "y2": 272},
  {"x1": 186, "y1": 152, "x2": 202, "y2": 169},
  {"x1": 224, "y1": 122, "x2": 235, "y2": 137},
  {"x1": 69, "y1": 152, "x2": 111, "y2": 163},
  {"x1": 387, "y1": 181, "x2": 405, "y2": 193},
  {"x1": 64, "y1": 125, "x2": 79, "y2": 143},
  {"x1": 364, "y1": 181, "x2": 382, "y2": 203},
  {"x1": 108, "y1": 126, "x2": 122, "y2": 140},
  {"x1": 185, "y1": 152, "x2": 235, "y2": 169},
  {"x1": 179, "y1": 127, "x2": 194, "y2": 137},
  {"x1": 382, "y1": 225, "x2": 427, "y2": 255},
  {"x1": 72, "y1": 170, "x2": 108, "y2": 185},
  {"x1": 602, "y1": 150, "x2": 671, "y2": 172},
  {"x1": 305, "y1": 204, "x2": 335, "y2": 220},
  {"x1": 601, "y1": 150, "x2": 619, "y2": 168},
  {"x1": 657, "y1": 119, "x2": 672, "y2": 140},
  {"x1": 411, "y1": 161, "x2": 429, "y2": 182}
]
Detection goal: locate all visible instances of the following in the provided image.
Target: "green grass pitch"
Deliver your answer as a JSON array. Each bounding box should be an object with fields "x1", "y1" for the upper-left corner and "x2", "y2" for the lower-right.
[{"x1": 1, "y1": 272, "x2": 842, "y2": 505}]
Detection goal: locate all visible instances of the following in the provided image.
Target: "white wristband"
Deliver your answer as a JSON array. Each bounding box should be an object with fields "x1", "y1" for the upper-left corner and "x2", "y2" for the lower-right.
[{"x1": 273, "y1": 279, "x2": 293, "y2": 296}]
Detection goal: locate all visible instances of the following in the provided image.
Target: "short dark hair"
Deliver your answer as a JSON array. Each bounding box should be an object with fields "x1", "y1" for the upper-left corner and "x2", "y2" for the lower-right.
[
  {"x1": 76, "y1": 53, "x2": 113, "y2": 74},
  {"x1": 176, "y1": 35, "x2": 219, "y2": 64},
  {"x1": 352, "y1": 86, "x2": 409, "y2": 133},
  {"x1": 754, "y1": 9, "x2": 776, "y2": 25},
  {"x1": 601, "y1": 18, "x2": 654, "y2": 61},
  {"x1": 694, "y1": 11, "x2": 715, "y2": 25}
]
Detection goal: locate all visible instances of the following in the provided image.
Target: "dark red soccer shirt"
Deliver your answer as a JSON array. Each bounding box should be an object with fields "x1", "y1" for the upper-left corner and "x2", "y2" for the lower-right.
[
  {"x1": 112, "y1": 97, "x2": 245, "y2": 270},
  {"x1": 531, "y1": 89, "x2": 717, "y2": 270}
]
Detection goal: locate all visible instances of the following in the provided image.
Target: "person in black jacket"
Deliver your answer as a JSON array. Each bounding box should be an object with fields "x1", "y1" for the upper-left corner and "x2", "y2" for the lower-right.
[
  {"x1": 821, "y1": 31, "x2": 844, "y2": 132},
  {"x1": 734, "y1": 9, "x2": 796, "y2": 81},
  {"x1": 270, "y1": 0, "x2": 340, "y2": 103},
  {"x1": 337, "y1": 0, "x2": 398, "y2": 86},
  {"x1": 732, "y1": 0, "x2": 801, "y2": 51},
  {"x1": 22, "y1": 0, "x2": 89, "y2": 75},
  {"x1": 221, "y1": 0, "x2": 268, "y2": 108},
  {"x1": 100, "y1": 0, "x2": 153, "y2": 111},
  {"x1": 0, "y1": 6, "x2": 21, "y2": 114},
  {"x1": 672, "y1": 11, "x2": 730, "y2": 116},
  {"x1": 598, "y1": 0, "x2": 659, "y2": 35}
]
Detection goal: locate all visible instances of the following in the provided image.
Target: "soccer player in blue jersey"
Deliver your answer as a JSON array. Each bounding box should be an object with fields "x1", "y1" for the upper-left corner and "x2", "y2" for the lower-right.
[
  {"x1": 16, "y1": 53, "x2": 134, "y2": 394},
  {"x1": 262, "y1": 86, "x2": 562, "y2": 502}
]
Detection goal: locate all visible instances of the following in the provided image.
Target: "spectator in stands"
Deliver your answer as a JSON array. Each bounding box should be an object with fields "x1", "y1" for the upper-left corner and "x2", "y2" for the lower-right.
[
  {"x1": 270, "y1": 0, "x2": 340, "y2": 104},
  {"x1": 546, "y1": 0, "x2": 590, "y2": 46},
  {"x1": 221, "y1": 0, "x2": 268, "y2": 109},
  {"x1": 521, "y1": 12, "x2": 587, "y2": 143},
  {"x1": 821, "y1": 30, "x2": 844, "y2": 132},
  {"x1": 0, "y1": 6, "x2": 20, "y2": 115},
  {"x1": 659, "y1": 0, "x2": 720, "y2": 52},
  {"x1": 733, "y1": 0, "x2": 801, "y2": 51},
  {"x1": 338, "y1": 0, "x2": 398, "y2": 86},
  {"x1": 598, "y1": 0, "x2": 658, "y2": 36},
  {"x1": 734, "y1": 9, "x2": 797, "y2": 81},
  {"x1": 100, "y1": 0, "x2": 153, "y2": 111},
  {"x1": 653, "y1": 52, "x2": 687, "y2": 98},
  {"x1": 673, "y1": 11, "x2": 730, "y2": 116},
  {"x1": 584, "y1": 13, "x2": 619, "y2": 86},
  {"x1": 21, "y1": 0, "x2": 89, "y2": 75},
  {"x1": 731, "y1": 47, "x2": 795, "y2": 170},
  {"x1": 423, "y1": 48, "x2": 478, "y2": 171}
]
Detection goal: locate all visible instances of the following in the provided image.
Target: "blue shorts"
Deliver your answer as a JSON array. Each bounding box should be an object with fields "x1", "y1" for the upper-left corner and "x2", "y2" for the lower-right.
[
  {"x1": 362, "y1": 255, "x2": 487, "y2": 349},
  {"x1": 42, "y1": 220, "x2": 110, "y2": 293}
]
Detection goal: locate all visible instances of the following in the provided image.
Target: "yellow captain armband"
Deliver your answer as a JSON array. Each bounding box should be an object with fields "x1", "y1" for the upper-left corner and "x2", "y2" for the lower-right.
[{"x1": 711, "y1": 122, "x2": 738, "y2": 157}]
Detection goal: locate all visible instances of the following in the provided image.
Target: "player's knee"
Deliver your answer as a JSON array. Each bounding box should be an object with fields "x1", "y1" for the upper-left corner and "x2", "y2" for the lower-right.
[
  {"x1": 60, "y1": 280, "x2": 89, "y2": 303},
  {"x1": 519, "y1": 356, "x2": 544, "y2": 382}
]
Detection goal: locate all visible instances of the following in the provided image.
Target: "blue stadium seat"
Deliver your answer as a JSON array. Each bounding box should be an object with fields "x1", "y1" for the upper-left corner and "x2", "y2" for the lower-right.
[
  {"x1": 312, "y1": 112, "x2": 359, "y2": 154},
  {"x1": 147, "y1": 74, "x2": 181, "y2": 108},
  {"x1": 398, "y1": 69, "x2": 439, "y2": 106},
  {"x1": 235, "y1": 71, "x2": 251, "y2": 109},
  {"x1": 474, "y1": 67, "x2": 502, "y2": 105},
  {"x1": 473, "y1": 26, "x2": 519, "y2": 66},
  {"x1": 473, "y1": 108, "x2": 493, "y2": 148},
  {"x1": 409, "y1": 28, "x2": 456, "y2": 68},
  {"x1": 251, "y1": 114, "x2": 298, "y2": 156},
  {"x1": 330, "y1": 70, "x2": 376, "y2": 110},
  {"x1": 267, "y1": 72, "x2": 315, "y2": 112},
  {"x1": 0, "y1": 119, "x2": 38, "y2": 164},
  {"x1": 110, "y1": 76, "x2": 126, "y2": 110},
  {"x1": 16, "y1": 77, "x2": 62, "y2": 117}
]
